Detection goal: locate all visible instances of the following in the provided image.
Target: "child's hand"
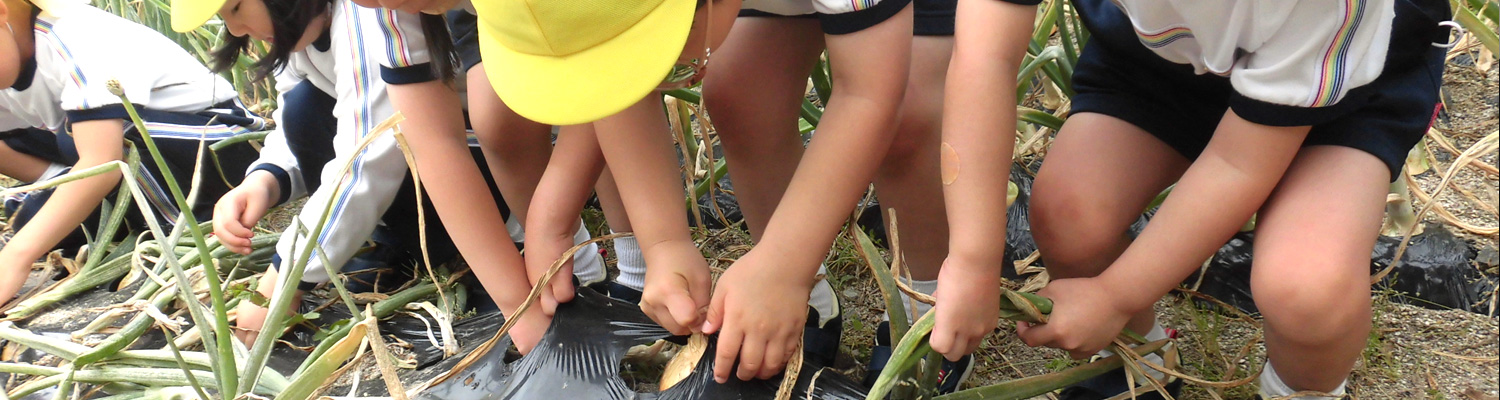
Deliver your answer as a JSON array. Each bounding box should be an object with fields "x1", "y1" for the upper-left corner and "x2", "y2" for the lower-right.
[
  {"x1": 639, "y1": 241, "x2": 711, "y2": 335},
  {"x1": 213, "y1": 171, "x2": 279, "y2": 255},
  {"x1": 234, "y1": 270, "x2": 303, "y2": 346},
  {"x1": 1015, "y1": 277, "x2": 1131, "y2": 359},
  {"x1": 929, "y1": 255, "x2": 1002, "y2": 361},
  {"x1": 1, "y1": 257, "x2": 32, "y2": 307},
  {"x1": 703, "y1": 249, "x2": 813, "y2": 383},
  {"x1": 509, "y1": 309, "x2": 553, "y2": 355}
]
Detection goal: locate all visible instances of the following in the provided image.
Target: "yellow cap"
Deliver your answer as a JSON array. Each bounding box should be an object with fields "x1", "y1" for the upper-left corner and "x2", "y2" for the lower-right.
[
  {"x1": 170, "y1": 0, "x2": 226, "y2": 32},
  {"x1": 474, "y1": 0, "x2": 695, "y2": 125}
]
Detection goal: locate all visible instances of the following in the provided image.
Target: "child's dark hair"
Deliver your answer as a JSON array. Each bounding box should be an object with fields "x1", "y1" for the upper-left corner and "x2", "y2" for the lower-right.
[{"x1": 210, "y1": 1, "x2": 458, "y2": 84}]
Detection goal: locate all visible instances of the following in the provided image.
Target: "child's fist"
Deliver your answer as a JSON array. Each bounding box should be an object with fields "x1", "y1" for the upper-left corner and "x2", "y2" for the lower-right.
[
  {"x1": 213, "y1": 171, "x2": 279, "y2": 255},
  {"x1": 639, "y1": 241, "x2": 711, "y2": 335},
  {"x1": 929, "y1": 255, "x2": 1002, "y2": 362}
]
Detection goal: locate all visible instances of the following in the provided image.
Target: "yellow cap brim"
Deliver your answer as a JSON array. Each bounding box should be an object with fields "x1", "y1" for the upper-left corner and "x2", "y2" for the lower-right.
[
  {"x1": 171, "y1": 0, "x2": 226, "y2": 33},
  {"x1": 478, "y1": 0, "x2": 695, "y2": 126}
]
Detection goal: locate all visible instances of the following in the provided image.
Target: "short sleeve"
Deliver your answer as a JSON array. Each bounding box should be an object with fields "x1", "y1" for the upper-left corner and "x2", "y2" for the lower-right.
[
  {"x1": 1227, "y1": 0, "x2": 1394, "y2": 127},
  {"x1": 372, "y1": 8, "x2": 437, "y2": 85}
]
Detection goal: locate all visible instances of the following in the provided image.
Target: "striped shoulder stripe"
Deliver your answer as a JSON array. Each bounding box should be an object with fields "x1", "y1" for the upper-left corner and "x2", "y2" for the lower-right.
[
  {"x1": 33, "y1": 20, "x2": 91, "y2": 108},
  {"x1": 378, "y1": 9, "x2": 415, "y2": 68},
  {"x1": 1313, "y1": 0, "x2": 1367, "y2": 107}
]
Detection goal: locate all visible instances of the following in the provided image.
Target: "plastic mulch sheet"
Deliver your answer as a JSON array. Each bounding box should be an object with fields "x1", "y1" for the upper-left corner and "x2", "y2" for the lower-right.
[{"x1": 420, "y1": 288, "x2": 867, "y2": 400}]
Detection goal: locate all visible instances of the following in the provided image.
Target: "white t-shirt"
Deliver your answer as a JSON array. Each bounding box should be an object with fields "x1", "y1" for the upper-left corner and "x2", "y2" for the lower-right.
[
  {"x1": 0, "y1": 5, "x2": 237, "y2": 132},
  {"x1": 1110, "y1": 0, "x2": 1394, "y2": 108}
]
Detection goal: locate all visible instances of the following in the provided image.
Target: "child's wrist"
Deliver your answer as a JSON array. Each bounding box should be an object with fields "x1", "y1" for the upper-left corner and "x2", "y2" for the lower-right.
[{"x1": 1095, "y1": 271, "x2": 1158, "y2": 315}]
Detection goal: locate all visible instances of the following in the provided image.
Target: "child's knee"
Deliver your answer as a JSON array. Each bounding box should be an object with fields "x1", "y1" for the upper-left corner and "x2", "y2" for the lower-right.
[
  {"x1": 1254, "y1": 274, "x2": 1371, "y2": 345},
  {"x1": 1029, "y1": 178, "x2": 1119, "y2": 262}
]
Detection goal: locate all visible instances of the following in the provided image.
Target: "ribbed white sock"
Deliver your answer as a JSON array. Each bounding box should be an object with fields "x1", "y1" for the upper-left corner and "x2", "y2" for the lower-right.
[
  {"x1": 1098, "y1": 321, "x2": 1171, "y2": 381},
  {"x1": 612, "y1": 234, "x2": 646, "y2": 292},
  {"x1": 808, "y1": 264, "x2": 840, "y2": 327},
  {"x1": 1259, "y1": 362, "x2": 1347, "y2": 400},
  {"x1": 570, "y1": 221, "x2": 605, "y2": 286}
]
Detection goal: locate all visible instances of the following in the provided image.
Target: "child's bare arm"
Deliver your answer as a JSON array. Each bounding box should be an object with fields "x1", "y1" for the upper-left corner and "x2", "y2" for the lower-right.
[
  {"x1": 593, "y1": 97, "x2": 712, "y2": 336},
  {"x1": 0, "y1": 119, "x2": 126, "y2": 303},
  {"x1": 930, "y1": 0, "x2": 1035, "y2": 362},
  {"x1": 1017, "y1": 110, "x2": 1310, "y2": 357},
  {"x1": 386, "y1": 81, "x2": 547, "y2": 351},
  {"x1": 704, "y1": 6, "x2": 913, "y2": 383}
]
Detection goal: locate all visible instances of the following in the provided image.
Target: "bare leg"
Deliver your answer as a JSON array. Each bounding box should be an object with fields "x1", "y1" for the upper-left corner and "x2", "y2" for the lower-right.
[
  {"x1": 701, "y1": 17, "x2": 825, "y2": 240},
  {"x1": 875, "y1": 35, "x2": 953, "y2": 281},
  {"x1": 1251, "y1": 145, "x2": 1389, "y2": 392},
  {"x1": 1028, "y1": 113, "x2": 1189, "y2": 335},
  {"x1": 0, "y1": 141, "x2": 52, "y2": 183},
  {"x1": 467, "y1": 62, "x2": 553, "y2": 226}
]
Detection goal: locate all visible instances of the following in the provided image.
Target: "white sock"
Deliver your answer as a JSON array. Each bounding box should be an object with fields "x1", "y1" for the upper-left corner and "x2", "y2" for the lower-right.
[
  {"x1": 808, "y1": 264, "x2": 840, "y2": 327},
  {"x1": 1098, "y1": 321, "x2": 1171, "y2": 382},
  {"x1": 570, "y1": 221, "x2": 606, "y2": 286},
  {"x1": 1259, "y1": 362, "x2": 1347, "y2": 400},
  {"x1": 37, "y1": 163, "x2": 69, "y2": 182},
  {"x1": 612, "y1": 234, "x2": 646, "y2": 292},
  {"x1": 505, "y1": 214, "x2": 525, "y2": 244}
]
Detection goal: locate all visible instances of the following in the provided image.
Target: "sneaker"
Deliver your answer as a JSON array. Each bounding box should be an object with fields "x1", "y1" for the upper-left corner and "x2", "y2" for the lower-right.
[
  {"x1": 862, "y1": 321, "x2": 973, "y2": 394},
  {"x1": 804, "y1": 305, "x2": 842, "y2": 368},
  {"x1": 1056, "y1": 343, "x2": 1183, "y2": 400}
]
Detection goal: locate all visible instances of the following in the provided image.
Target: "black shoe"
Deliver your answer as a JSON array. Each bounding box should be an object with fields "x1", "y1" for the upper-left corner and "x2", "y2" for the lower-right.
[
  {"x1": 862, "y1": 321, "x2": 973, "y2": 394},
  {"x1": 342, "y1": 242, "x2": 415, "y2": 293},
  {"x1": 1056, "y1": 345, "x2": 1183, "y2": 400},
  {"x1": 804, "y1": 305, "x2": 842, "y2": 368}
]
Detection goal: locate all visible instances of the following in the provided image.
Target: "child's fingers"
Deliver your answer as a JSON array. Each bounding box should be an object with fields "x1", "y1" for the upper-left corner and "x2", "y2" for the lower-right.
[
  {"x1": 735, "y1": 336, "x2": 767, "y2": 381},
  {"x1": 537, "y1": 289, "x2": 558, "y2": 316},
  {"x1": 551, "y1": 264, "x2": 576, "y2": 304},
  {"x1": 712, "y1": 323, "x2": 743, "y2": 383},
  {"x1": 929, "y1": 328, "x2": 958, "y2": 361},
  {"x1": 702, "y1": 290, "x2": 727, "y2": 334},
  {"x1": 756, "y1": 335, "x2": 791, "y2": 380},
  {"x1": 664, "y1": 291, "x2": 703, "y2": 332},
  {"x1": 1015, "y1": 321, "x2": 1054, "y2": 349}
]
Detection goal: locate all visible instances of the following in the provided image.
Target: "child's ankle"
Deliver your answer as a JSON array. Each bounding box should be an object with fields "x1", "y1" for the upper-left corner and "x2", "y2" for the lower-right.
[
  {"x1": 612, "y1": 233, "x2": 646, "y2": 292},
  {"x1": 1259, "y1": 362, "x2": 1347, "y2": 400}
]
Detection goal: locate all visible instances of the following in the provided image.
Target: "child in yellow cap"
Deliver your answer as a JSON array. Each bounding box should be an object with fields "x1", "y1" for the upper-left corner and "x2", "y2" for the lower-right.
[
  {"x1": 0, "y1": 0, "x2": 265, "y2": 305},
  {"x1": 469, "y1": 0, "x2": 737, "y2": 354}
]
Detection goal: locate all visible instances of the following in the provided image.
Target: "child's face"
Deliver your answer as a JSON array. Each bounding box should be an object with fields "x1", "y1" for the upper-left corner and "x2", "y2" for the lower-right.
[{"x1": 218, "y1": 0, "x2": 327, "y2": 52}]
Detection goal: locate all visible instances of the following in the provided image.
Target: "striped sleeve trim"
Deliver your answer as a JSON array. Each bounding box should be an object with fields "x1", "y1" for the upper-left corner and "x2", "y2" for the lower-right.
[
  {"x1": 378, "y1": 9, "x2": 417, "y2": 68},
  {"x1": 1312, "y1": 0, "x2": 1368, "y2": 107}
]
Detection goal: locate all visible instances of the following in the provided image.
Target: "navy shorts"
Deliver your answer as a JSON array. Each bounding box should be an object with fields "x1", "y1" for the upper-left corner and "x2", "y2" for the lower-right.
[
  {"x1": 737, "y1": 0, "x2": 911, "y2": 35},
  {"x1": 1069, "y1": 0, "x2": 1451, "y2": 181}
]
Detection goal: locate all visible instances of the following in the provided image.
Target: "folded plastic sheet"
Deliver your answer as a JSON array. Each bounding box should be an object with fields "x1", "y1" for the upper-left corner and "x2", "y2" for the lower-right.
[
  {"x1": 1194, "y1": 228, "x2": 1497, "y2": 315},
  {"x1": 420, "y1": 288, "x2": 867, "y2": 400}
]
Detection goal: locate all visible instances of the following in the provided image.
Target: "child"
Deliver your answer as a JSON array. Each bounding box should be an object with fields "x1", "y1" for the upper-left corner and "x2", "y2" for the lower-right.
[
  {"x1": 852, "y1": 0, "x2": 1037, "y2": 393},
  {"x1": 468, "y1": 0, "x2": 735, "y2": 354},
  {"x1": 0, "y1": 0, "x2": 264, "y2": 304},
  {"x1": 172, "y1": 0, "x2": 604, "y2": 351},
  {"x1": 1012, "y1": 0, "x2": 1451, "y2": 399},
  {"x1": 695, "y1": 0, "x2": 913, "y2": 384}
]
